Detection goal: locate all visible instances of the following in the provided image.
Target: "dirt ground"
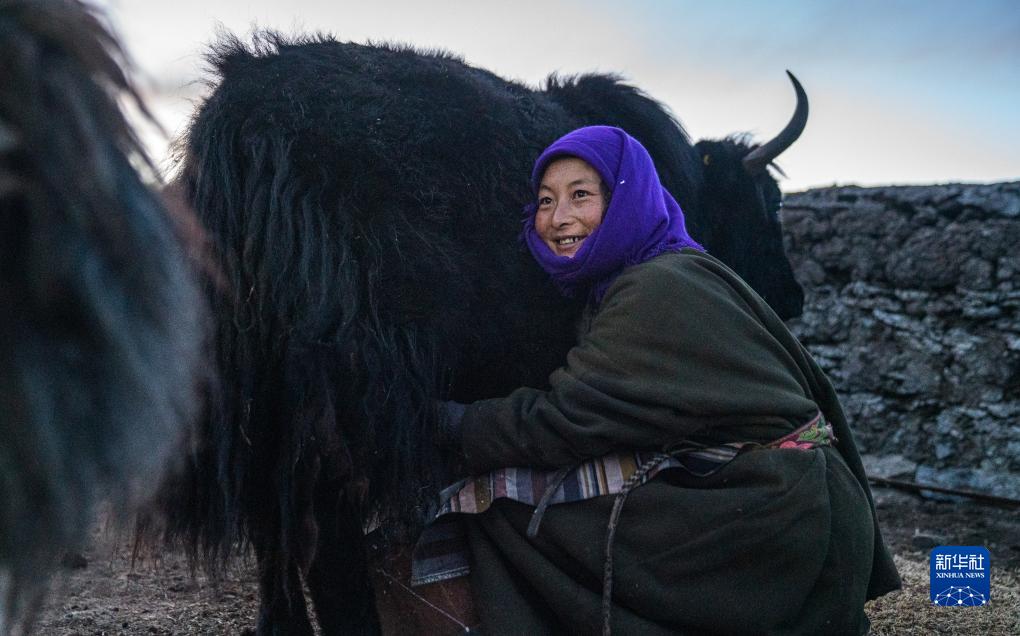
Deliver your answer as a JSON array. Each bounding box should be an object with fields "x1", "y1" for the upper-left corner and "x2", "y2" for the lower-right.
[{"x1": 32, "y1": 489, "x2": 1020, "y2": 635}]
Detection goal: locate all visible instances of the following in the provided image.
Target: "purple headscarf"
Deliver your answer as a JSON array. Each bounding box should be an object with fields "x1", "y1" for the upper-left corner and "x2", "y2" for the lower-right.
[{"x1": 523, "y1": 125, "x2": 703, "y2": 303}]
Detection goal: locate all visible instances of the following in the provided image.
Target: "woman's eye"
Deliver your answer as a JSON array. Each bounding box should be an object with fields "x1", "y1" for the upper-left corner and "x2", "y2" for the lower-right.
[
  {"x1": 538, "y1": 196, "x2": 553, "y2": 206},
  {"x1": 572, "y1": 190, "x2": 590, "y2": 199}
]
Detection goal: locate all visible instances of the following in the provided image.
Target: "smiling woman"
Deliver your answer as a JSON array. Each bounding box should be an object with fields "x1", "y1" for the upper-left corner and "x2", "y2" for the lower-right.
[
  {"x1": 521, "y1": 126, "x2": 703, "y2": 304},
  {"x1": 427, "y1": 125, "x2": 901, "y2": 635},
  {"x1": 535, "y1": 157, "x2": 609, "y2": 258}
]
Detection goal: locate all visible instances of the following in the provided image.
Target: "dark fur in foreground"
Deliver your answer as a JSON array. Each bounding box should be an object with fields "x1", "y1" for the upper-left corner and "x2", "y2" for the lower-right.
[
  {"x1": 0, "y1": 0, "x2": 205, "y2": 628},
  {"x1": 160, "y1": 31, "x2": 804, "y2": 633}
]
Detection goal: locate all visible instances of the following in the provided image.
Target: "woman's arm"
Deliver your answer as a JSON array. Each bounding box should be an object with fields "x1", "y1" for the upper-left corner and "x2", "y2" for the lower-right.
[{"x1": 457, "y1": 253, "x2": 819, "y2": 474}]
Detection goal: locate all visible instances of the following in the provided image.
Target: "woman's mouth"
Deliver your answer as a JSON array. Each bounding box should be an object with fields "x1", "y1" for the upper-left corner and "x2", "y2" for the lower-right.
[{"x1": 554, "y1": 235, "x2": 588, "y2": 256}]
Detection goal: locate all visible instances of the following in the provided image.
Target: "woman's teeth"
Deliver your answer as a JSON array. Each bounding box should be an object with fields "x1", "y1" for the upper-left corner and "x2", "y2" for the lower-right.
[{"x1": 557, "y1": 236, "x2": 584, "y2": 245}]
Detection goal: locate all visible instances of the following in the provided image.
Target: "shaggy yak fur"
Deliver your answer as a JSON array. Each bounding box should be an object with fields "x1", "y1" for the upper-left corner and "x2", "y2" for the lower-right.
[
  {"x1": 158, "y1": 31, "x2": 807, "y2": 634},
  {"x1": 0, "y1": 0, "x2": 205, "y2": 629}
]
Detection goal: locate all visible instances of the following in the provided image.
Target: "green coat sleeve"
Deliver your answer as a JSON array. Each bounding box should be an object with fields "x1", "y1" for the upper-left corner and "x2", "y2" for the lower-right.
[{"x1": 460, "y1": 252, "x2": 820, "y2": 474}]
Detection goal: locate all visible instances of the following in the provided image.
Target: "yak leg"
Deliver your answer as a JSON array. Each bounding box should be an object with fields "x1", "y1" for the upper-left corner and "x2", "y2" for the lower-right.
[
  {"x1": 254, "y1": 544, "x2": 315, "y2": 636},
  {"x1": 305, "y1": 481, "x2": 381, "y2": 635}
]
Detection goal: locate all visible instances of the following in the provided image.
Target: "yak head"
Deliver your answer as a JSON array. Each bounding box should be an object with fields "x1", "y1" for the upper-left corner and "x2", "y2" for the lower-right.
[{"x1": 693, "y1": 72, "x2": 808, "y2": 321}]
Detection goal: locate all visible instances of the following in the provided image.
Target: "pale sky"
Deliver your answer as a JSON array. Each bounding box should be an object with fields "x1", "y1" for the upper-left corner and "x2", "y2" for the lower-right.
[{"x1": 99, "y1": 0, "x2": 1019, "y2": 192}]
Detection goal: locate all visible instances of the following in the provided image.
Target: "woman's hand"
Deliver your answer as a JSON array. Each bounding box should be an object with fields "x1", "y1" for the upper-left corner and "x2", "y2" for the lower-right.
[
  {"x1": 436, "y1": 401, "x2": 469, "y2": 479},
  {"x1": 437, "y1": 401, "x2": 467, "y2": 447}
]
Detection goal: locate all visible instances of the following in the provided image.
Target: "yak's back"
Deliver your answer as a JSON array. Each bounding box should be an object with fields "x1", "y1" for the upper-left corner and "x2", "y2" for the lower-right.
[{"x1": 184, "y1": 33, "x2": 584, "y2": 399}]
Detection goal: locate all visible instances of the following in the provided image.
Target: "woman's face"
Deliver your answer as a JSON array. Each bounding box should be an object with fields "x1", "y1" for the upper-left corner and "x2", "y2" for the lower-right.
[{"x1": 535, "y1": 157, "x2": 607, "y2": 258}]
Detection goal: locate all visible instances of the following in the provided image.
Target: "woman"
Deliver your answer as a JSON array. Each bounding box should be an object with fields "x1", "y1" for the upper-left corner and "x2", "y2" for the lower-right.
[{"x1": 423, "y1": 126, "x2": 899, "y2": 635}]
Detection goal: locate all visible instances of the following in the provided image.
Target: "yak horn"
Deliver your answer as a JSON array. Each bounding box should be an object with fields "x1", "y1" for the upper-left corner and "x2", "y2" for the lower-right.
[{"x1": 742, "y1": 71, "x2": 808, "y2": 175}]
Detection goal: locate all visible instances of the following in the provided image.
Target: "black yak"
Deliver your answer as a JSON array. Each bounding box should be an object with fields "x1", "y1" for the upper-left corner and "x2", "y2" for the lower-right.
[
  {"x1": 0, "y1": 0, "x2": 205, "y2": 629},
  {"x1": 158, "y1": 31, "x2": 808, "y2": 634}
]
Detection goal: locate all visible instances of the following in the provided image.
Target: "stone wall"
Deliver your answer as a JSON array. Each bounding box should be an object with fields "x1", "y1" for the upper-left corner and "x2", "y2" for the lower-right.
[{"x1": 781, "y1": 182, "x2": 1020, "y2": 498}]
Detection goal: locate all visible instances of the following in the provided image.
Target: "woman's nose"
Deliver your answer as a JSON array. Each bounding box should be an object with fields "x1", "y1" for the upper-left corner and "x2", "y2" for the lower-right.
[{"x1": 551, "y1": 199, "x2": 572, "y2": 226}]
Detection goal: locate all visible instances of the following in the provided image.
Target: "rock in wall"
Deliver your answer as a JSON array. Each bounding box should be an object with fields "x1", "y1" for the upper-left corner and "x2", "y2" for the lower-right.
[{"x1": 782, "y1": 182, "x2": 1020, "y2": 499}]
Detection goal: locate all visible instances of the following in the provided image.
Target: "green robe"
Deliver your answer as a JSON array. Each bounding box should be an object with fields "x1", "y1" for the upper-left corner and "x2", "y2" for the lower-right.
[{"x1": 458, "y1": 249, "x2": 900, "y2": 635}]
